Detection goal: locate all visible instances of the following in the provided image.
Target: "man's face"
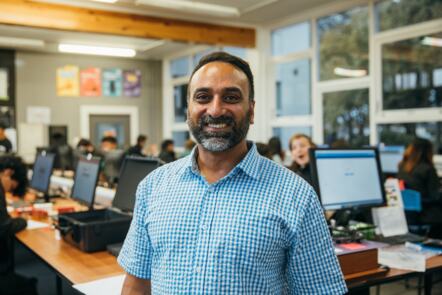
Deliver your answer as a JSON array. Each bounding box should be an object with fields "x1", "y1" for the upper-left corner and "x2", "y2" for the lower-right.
[{"x1": 187, "y1": 62, "x2": 255, "y2": 152}]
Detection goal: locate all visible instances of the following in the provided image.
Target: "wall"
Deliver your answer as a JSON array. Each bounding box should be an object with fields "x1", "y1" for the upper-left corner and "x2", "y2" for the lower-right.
[{"x1": 15, "y1": 51, "x2": 162, "y2": 148}]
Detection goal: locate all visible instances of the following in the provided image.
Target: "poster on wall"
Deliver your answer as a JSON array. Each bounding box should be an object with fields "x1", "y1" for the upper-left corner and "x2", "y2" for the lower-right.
[
  {"x1": 26, "y1": 106, "x2": 51, "y2": 125},
  {"x1": 80, "y1": 67, "x2": 101, "y2": 97},
  {"x1": 56, "y1": 65, "x2": 79, "y2": 96},
  {"x1": 102, "y1": 68, "x2": 122, "y2": 97},
  {"x1": 0, "y1": 68, "x2": 8, "y2": 101},
  {"x1": 123, "y1": 70, "x2": 141, "y2": 97}
]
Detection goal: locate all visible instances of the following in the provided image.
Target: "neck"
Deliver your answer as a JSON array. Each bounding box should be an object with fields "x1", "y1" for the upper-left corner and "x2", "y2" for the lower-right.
[{"x1": 197, "y1": 140, "x2": 249, "y2": 184}]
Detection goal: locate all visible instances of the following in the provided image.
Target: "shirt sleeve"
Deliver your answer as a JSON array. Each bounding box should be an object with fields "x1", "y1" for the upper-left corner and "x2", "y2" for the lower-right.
[
  {"x1": 117, "y1": 177, "x2": 153, "y2": 279},
  {"x1": 287, "y1": 188, "x2": 347, "y2": 294}
]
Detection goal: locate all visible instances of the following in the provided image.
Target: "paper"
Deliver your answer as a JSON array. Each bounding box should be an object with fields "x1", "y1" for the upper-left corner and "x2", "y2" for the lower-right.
[
  {"x1": 379, "y1": 244, "x2": 437, "y2": 272},
  {"x1": 80, "y1": 67, "x2": 101, "y2": 97},
  {"x1": 26, "y1": 106, "x2": 51, "y2": 124},
  {"x1": 123, "y1": 70, "x2": 141, "y2": 97},
  {"x1": 26, "y1": 220, "x2": 50, "y2": 230},
  {"x1": 0, "y1": 68, "x2": 8, "y2": 100},
  {"x1": 57, "y1": 65, "x2": 79, "y2": 96},
  {"x1": 372, "y1": 206, "x2": 408, "y2": 237},
  {"x1": 103, "y1": 68, "x2": 122, "y2": 97},
  {"x1": 73, "y1": 275, "x2": 125, "y2": 295},
  {"x1": 384, "y1": 178, "x2": 404, "y2": 207}
]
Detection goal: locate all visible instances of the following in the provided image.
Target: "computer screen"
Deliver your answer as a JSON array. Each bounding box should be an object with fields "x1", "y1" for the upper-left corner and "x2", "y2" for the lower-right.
[
  {"x1": 30, "y1": 152, "x2": 55, "y2": 194},
  {"x1": 112, "y1": 157, "x2": 160, "y2": 212},
  {"x1": 71, "y1": 157, "x2": 101, "y2": 208},
  {"x1": 309, "y1": 148, "x2": 386, "y2": 210},
  {"x1": 379, "y1": 145, "x2": 404, "y2": 174}
]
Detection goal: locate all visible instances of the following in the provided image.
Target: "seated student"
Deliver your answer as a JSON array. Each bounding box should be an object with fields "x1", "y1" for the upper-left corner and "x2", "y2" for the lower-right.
[
  {"x1": 158, "y1": 139, "x2": 176, "y2": 163},
  {"x1": 398, "y1": 137, "x2": 441, "y2": 236},
  {"x1": 127, "y1": 135, "x2": 147, "y2": 157},
  {"x1": 0, "y1": 124, "x2": 13, "y2": 154},
  {"x1": 287, "y1": 134, "x2": 316, "y2": 186},
  {"x1": 0, "y1": 156, "x2": 38, "y2": 295}
]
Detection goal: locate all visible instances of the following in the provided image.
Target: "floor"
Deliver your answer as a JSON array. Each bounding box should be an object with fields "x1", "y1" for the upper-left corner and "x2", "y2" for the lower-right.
[{"x1": 13, "y1": 242, "x2": 442, "y2": 295}]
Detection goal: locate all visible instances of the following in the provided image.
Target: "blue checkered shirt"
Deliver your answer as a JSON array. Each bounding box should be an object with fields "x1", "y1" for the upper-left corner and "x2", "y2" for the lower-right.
[{"x1": 118, "y1": 143, "x2": 347, "y2": 294}]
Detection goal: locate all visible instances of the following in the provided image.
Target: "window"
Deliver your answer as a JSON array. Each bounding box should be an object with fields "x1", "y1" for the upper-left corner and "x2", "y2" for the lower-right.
[
  {"x1": 382, "y1": 32, "x2": 442, "y2": 110},
  {"x1": 375, "y1": 0, "x2": 442, "y2": 32},
  {"x1": 317, "y1": 6, "x2": 369, "y2": 81},
  {"x1": 193, "y1": 48, "x2": 216, "y2": 67},
  {"x1": 275, "y1": 59, "x2": 311, "y2": 116},
  {"x1": 378, "y1": 122, "x2": 442, "y2": 154},
  {"x1": 172, "y1": 131, "x2": 190, "y2": 148},
  {"x1": 272, "y1": 22, "x2": 310, "y2": 56},
  {"x1": 272, "y1": 126, "x2": 312, "y2": 150},
  {"x1": 170, "y1": 56, "x2": 190, "y2": 78},
  {"x1": 174, "y1": 84, "x2": 188, "y2": 123},
  {"x1": 323, "y1": 89, "x2": 369, "y2": 147},
  {"x1": 222, "y1": 47, "x2": 247, "y2": 59}
]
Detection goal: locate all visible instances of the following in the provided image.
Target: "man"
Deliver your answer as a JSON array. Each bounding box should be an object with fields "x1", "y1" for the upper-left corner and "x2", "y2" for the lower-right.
[
  {"x1": 127, "y1": 135, "x2": 147, "y2": 157},
  {"x1": 118, "y1": 52, "x2": 347, "y2": 294},
  {"x1": 0, "y1": 124, "x2": 12, "y2": 154},
  {"x1": 100, "y1": 136, "x2": 118, "y2": 153}
]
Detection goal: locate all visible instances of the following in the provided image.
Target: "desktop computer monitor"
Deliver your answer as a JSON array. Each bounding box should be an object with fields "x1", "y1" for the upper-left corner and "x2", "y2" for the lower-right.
[
  {"x1": 112, "y1": 157, "x2": 161, "y2": 212},
  {"x1": 309, "y1": 148, "x2": 386, "y2": 211},
  {"x1": 71, "y1": 156, "x2": 101, "y2": 209},
  {"x1": 30, "y1": 152, "x2": 55, "y2": 199},
  {"x1": 378, "y1": 145, "x2": 404, "y2": 174}
]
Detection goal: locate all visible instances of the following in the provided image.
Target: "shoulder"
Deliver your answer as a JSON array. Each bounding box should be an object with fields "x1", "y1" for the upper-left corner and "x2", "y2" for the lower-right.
[{"x1": 139, "y1": 156, "x2": 189, "y2": 187}]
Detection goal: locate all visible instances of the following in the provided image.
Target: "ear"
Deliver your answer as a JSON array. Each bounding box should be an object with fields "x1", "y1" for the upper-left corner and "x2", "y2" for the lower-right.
[{"x1": 249, "y1": 100, "x2": 255, "y2": 125}]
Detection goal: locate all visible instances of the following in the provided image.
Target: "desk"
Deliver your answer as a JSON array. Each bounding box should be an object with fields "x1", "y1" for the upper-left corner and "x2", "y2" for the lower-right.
[
  {"x1": 15, "y1": 226, "x2": 442, "y2": 294},
  {"x1": 346, "y1": 255, "x2": 442, "y2": 294},
  {"x1": 15, "y1": 227, "x2": 123, "y2": 285}
]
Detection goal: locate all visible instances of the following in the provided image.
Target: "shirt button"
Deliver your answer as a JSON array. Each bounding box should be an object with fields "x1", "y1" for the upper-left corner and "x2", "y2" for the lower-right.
[
  {"x1": 195, "y1": 267, "x2": 201, "y2": 274},
  {"x1": 201, "y1": 224, "x2": 207, "y2": 231},
  {"x1": 208, "y1": 187, "x2": 214, "y2": 193}
]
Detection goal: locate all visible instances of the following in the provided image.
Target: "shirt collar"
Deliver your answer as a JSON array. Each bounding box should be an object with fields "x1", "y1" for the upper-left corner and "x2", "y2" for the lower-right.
[{"x1": 182, "y1": 141, "x2": 262, "y2": 180}]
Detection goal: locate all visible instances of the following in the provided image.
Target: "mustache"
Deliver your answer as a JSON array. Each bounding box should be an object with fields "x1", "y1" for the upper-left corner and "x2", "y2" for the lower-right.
[{"x1": 199, "y1": 115, "x2": 234, "y2": 126}]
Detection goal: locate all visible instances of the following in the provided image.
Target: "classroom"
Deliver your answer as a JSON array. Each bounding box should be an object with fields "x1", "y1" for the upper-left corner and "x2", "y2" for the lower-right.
[{"x1": 0, "y1": 0, "x2": 441, "y2": 294}]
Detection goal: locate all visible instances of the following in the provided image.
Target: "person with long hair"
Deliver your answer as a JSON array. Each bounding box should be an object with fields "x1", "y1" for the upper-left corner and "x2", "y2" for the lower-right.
[
  {"x1": 398, "y1": 137, "x2": 439, "y2": 203},
  {"x1": 398, "y1": 138, "x2": 441, "y2": 237},
  {"x1": 288, "y1": 134, "x2": 316, "y2": 186}
]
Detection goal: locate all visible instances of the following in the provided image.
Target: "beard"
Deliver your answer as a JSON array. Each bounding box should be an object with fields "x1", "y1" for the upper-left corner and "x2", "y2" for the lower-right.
[{"x1": 187, "y1": 111, "x2": 251, "y2": 152}]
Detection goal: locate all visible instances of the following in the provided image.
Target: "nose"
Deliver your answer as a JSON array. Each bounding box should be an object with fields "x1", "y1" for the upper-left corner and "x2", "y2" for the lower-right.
[{"x1": 206, "y1": 95, "x2": 225, "y2": 118}]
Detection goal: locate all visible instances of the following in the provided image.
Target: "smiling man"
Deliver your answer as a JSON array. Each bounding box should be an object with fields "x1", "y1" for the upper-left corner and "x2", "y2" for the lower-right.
[{"x1": 118, "y1": 52, "x2": 347, "y2": 294}]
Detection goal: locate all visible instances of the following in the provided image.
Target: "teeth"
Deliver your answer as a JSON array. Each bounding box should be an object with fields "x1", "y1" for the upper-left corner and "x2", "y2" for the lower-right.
[{"x1": 208, "y1": 123, "x2": 227, "y2": 129}]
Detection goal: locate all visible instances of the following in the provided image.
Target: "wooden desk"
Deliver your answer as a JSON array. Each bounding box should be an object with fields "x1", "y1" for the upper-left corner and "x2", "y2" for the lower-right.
[
  {"x1": 346, "y1": 255, "x2": 442, "y2": 294},
  {"x1": 15, "y1": 227, "x2": 124, "y2": 285}
]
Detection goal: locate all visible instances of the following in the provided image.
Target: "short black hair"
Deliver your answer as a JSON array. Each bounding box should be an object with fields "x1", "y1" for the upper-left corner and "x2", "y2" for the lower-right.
[
  {"x1": 161, "y1": 139, "x2": 174, "y2": 151},
  {"x1": 137, "y1": 135, "x2": 147, "y2": 144},
  {"x1": 0, "y1": 156, "x2": 28, "y2": 196},
  {"x1": 189, "y1": 51, "x2": 254, "y2": 101},
  {"x1": 101, "y1": 136, "x2": 118, "y2": 145}
]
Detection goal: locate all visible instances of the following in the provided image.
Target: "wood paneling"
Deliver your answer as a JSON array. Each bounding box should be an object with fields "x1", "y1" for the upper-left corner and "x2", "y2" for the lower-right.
[{"x1": 0, "y1": 0, "x2": 255, "y2": 48}]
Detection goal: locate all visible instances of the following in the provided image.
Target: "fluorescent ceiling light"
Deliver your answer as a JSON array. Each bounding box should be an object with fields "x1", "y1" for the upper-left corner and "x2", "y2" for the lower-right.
[
  {"x1": 0, "y1": 36, "x2": 45, "y2": 48},
  {"x1": 136, "y1": 0, "x2": 240, "y2": 17},
  {"x1": 90, "y1": 0, "x2": 118, "y2": 3},
  {"x1": 58, "y1": 44, "x2": 136, "y2": 57},
  {"x1": 421, "y1": 36, "x2": 442, "y2": 47},
  {"x1": 334, "y1": 67, "x2": 367, "y2": 78}
]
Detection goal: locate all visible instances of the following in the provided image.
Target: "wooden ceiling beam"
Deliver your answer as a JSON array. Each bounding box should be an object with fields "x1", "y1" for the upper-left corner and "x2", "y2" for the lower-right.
[{"x1": 0, "y1": 0, "x2": 255, "y2": 48}]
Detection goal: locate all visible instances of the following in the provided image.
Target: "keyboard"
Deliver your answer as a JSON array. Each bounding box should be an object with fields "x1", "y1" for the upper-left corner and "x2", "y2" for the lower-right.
[{"x1": 374, "y1": 233, "x2": 425, "y2": 245}]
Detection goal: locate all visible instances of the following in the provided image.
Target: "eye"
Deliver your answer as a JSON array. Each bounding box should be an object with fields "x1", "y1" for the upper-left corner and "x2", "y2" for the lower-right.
[
  {"x1": 195, "y1": 94, "x2": 211, "y2": 103},
  {"x1": 224, "y1": 95, "x2": 240, "y2": 103}
]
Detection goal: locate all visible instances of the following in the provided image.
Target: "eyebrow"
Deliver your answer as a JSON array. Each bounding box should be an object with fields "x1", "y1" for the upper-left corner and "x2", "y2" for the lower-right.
[{"x1": 193, "y1": 87, "x2": 243, "y2": 94}]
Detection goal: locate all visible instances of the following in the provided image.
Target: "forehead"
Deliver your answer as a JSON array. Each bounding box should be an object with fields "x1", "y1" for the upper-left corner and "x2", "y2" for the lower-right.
[{"x1": 189, "y1": 62, "x2": 248, "y2": 93}]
